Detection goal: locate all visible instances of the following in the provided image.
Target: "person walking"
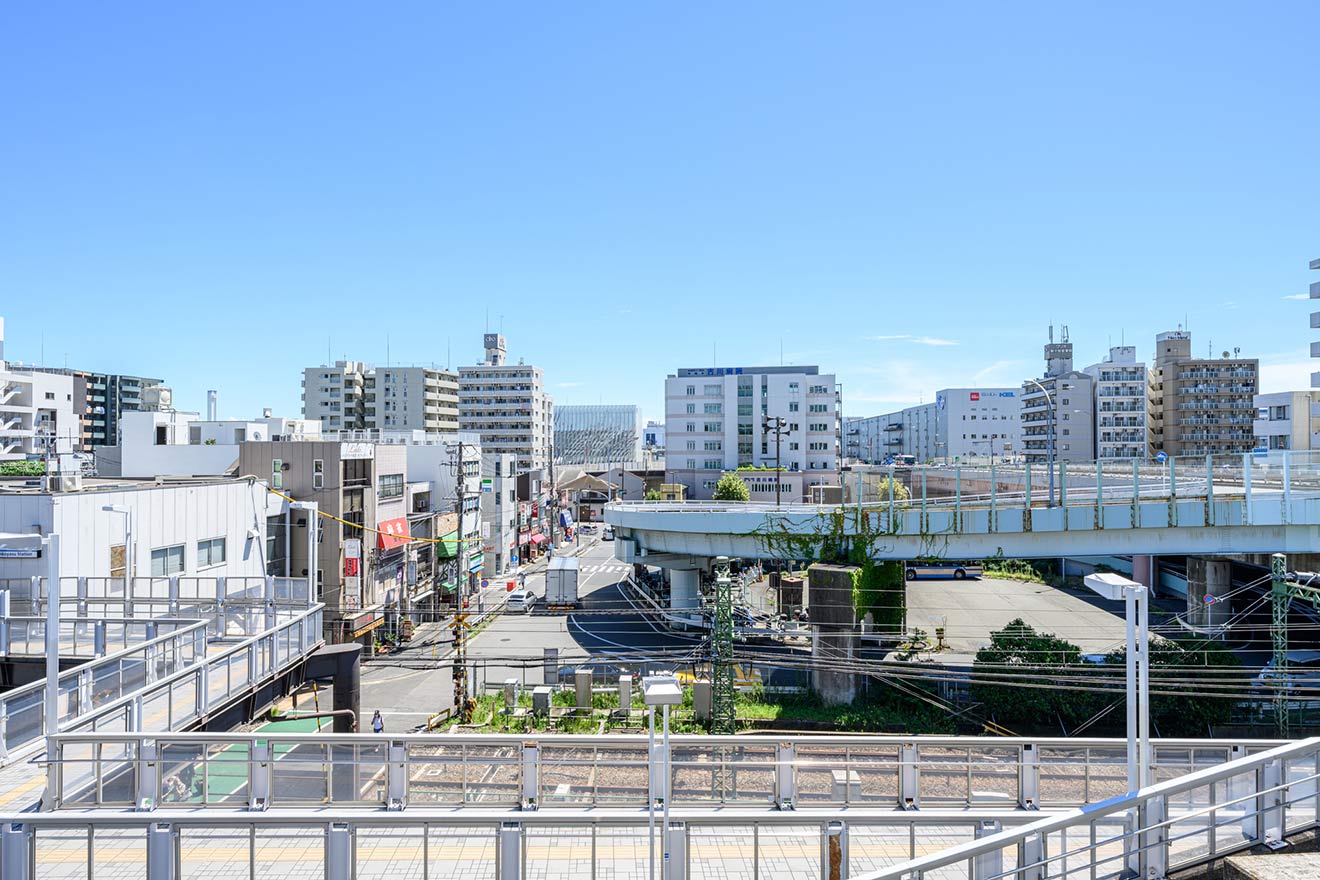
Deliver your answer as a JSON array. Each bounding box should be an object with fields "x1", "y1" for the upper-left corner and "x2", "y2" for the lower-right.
[{"x1": 371, "y1": 710, "x2": 384, "y2": 733}]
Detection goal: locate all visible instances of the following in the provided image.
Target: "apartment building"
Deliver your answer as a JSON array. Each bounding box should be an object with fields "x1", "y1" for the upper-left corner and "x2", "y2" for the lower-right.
[
  {"x1": 104, "y1": 409, "x2": 322, "y2": 478},
  {"x1": 459, "y1": 334, "x2": 554, "y2": 473},
  {"x1": 1150, "y1": 331, "x2": 1258, "y2": 457},
  {"x1": 480, "y1": 452, "x2": 518, "y2": 579},
  {"x1": 1084, "y1": 346, "x2": 1152, "y2": 460},
  {"x1": 663, "y1": 365, "x2": 840, "y2": 501},
  {"x1": 301, "y1": 361, "x2": 460, "y2": 434},
  {"x1": 1021, "y1": 327, "x2": 1095, "y2": 464},
  {"x1": 0, "y1": 318, "x2": 78, "y2": 460},
  {"x1": 854, "y1": 389, "x2": 1020, "y2": 465},
  {"x1": 1253, "y1": 390, "x2": 1320, "y2": 452},
  {"x1": 554, "y1": 404, "x2": 644, "y2": 465}
]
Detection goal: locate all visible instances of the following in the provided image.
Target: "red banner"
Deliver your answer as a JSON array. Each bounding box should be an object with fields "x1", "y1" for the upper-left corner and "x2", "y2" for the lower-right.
[{"x1": 377, "y1": 517, "x2": 410, "y2": 551}]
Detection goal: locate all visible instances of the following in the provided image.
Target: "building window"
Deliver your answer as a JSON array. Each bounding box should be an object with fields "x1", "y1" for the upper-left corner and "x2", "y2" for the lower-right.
[
  {"x1": 704, "y1": 459, "x2": 722, "y2": 469},
  {"x1": 150, "y1": 544, "x2": 186, "y2": 577},
  {"x1": 313, "y1": 459, "x2": 324, "y2": 490},
  {"x1": 197, "y1": 537, "x2": 227, "y2": 568},
  {"x1": 704, "y1": 384, "x2": 722, "y2": 395},
  {"x1": 686, "y1": 385, "x2": 696, "y2": 395},
  {"x1": 685, "y1": 403, "x2": 695, "y2": 414},
  {"x1": 789, "y1": 402, "x2": 799, "y2": 412},
  {"x1": 704, "y1": 403, "x2": 722, "y2": 414}
]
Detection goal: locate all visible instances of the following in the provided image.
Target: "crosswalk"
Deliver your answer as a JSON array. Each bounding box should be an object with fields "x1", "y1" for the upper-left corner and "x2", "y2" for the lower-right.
[{"x1": 580, "y1": 562, "x2": 631, "y2": 577}]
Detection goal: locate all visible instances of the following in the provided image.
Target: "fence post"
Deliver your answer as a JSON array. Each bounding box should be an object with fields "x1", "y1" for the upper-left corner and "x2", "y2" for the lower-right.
[
  {"x1": 168, "y1": 576, "x2": 180, "y2": 616},
  {"x1": 197, "y1": 664, "x2": 209, "y2": 717},
  {"x1": 1140, "y1": 793, "x2": 1168, "y2": 880},
  {"x1": 899, "y1": 744, "x2": 919, "y2": 809},
  {"x1": 667, "y1": 822, "x2": 688, "y2": 880},
  {"x1": 146, "y1": 823, "x2": 177, "y2": 880},
  {"x1": 1017, "y1": 832, "x2": 1045, "y2": 880},
  {"x1": 1019, "y1": 744, "x2": 1039, "y2": 810},
  {"x1": 521, "y1": 742, "x2": 539, "y2": 808},
  {"x1": 137, "y1": 742, "x2": 159, "y2": 811},
  {"x1": 387, "y1": 741, "x2": 406, "y2": 810},
  {"x1": 77, "y1": 576, "x2": 88, "y2": 617},
  {"x1": 94, "y1": 620, "x2": 107, "y2": 657},
  {"x1": 821, "y1": 821, "x2": 848, "y2": 880},
  {"x1": 0, "y1": 822, "x2": 31, "y2": 880},
  {"x1": 325, "y1": 823, "x2": 352, "y2": 880},
  {"x1": 250, "y1": 741, "x2": 271, "y2": 810},
  {"x1": 264, "y1": 576, "x2": 277, "y2": 633},
  {"x1": 497, "y1": 822, "x2": 522, "y2": 880},
  {"x1": 1256, "y1": 758, "x2": 1284, "y2": 847},
  {"x1": 972, "y1": 820, "x2": 1003, "y2": 880},
  {"x1": 776, "y1": 742, "x2": 796, "y2": 809}
]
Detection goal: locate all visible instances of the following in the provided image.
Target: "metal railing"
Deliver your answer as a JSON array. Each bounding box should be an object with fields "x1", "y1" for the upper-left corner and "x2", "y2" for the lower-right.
[
  {"x1": 0, "y1": 604, "x2": 324, "y2": 764},
  {"x1": 44, "y1": 732, "x2": 1282, "y2": 813},
  {"x1": 0, "y1": 616, "x2": 199, "y2": 658},
  {"x1": 855, "y1": 734, "x2": 1320, "y2": 880}
]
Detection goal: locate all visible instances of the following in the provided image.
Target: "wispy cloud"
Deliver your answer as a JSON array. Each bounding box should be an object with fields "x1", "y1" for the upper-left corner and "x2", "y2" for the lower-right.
[
  {"x1": 865, "y1": 334, "x2": 958, "y2": 347},
  {"x1": 1283, "y1": 293, "x2": 1310, "y2": 301},
  {"x1": 1219, "y1": 300, "x2": 1239, "y2": 310}
]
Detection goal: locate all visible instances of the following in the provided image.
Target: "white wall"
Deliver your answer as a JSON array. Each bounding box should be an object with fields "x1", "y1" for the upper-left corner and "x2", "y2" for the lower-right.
[{"x1": 0, "y1": 479, "x2": 272, "y2": 581}]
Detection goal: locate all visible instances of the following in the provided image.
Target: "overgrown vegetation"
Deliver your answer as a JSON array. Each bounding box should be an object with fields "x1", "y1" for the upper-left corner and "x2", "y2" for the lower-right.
[
  {"x1": 982, "y1": 558, "x2": 1048, "y2": 583},
  {"x1": 0, "y1": 460, "x2": 45, "y2": 477},
  {"x1": 643, "y1": 487, "x2": 662, "y2": 501}
]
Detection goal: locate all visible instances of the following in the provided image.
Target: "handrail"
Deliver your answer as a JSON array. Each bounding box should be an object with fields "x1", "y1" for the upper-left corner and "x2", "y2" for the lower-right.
[{"x1": 853, "y1": 734, "x2": 1320, "y2": 880}]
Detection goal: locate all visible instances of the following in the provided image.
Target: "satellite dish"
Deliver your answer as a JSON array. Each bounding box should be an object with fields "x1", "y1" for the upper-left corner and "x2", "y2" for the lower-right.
[
  {"x1": 1221, "y1": 351, "x2": 1230, "y2": 358},
  {"x1": 252, "y1": 430, "x2": 263, "y2": 440}
]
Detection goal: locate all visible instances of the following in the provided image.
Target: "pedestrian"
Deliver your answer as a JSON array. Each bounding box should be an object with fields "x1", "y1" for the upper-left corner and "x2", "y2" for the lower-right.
[{"x1": 371, "y1": 710, "x2": 384, "y2": 733}]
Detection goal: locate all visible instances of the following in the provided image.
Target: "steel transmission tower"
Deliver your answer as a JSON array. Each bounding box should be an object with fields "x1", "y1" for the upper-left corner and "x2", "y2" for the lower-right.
[{"x1": 711, "y1": 556, "x2": 736, "y2": 734}]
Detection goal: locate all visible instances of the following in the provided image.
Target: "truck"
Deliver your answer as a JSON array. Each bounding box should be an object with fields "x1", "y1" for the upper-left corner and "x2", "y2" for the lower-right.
[{"x1": 546, "y1": 556, "x2": 581, "y2": 609}]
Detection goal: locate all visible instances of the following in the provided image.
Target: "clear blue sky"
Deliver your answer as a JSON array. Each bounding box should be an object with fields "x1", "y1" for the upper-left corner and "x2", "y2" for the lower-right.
[{"x1": 2, "y1": 2, "x2": 1317, "y2": 424}]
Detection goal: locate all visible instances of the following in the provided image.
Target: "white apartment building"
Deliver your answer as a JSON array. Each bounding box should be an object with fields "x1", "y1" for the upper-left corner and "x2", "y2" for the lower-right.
[
  {"x1": 1084, "y1": 346, "x2": 1153, "y2": 460},
  {"x1": 105, "y1": 409, "x2": 323, "y2": 478},
  {"x1": 0, "y1": 318, "x2": 78, "y2": 460},
  {"x1": 663, "y1": 365, "x2": 839, "y2": 501},
  {"x1": 1022, "y1": 327, "x2": 1096, "y2": 464},
  {"x1": 480, "y1": 452, "x2": 518, "y2": 580},
  {"x1": 302, "y1": 361, "x2": 460, "y2": 434},
  {"x1": 856, "y1": 389, "x2": 1020, "y2": 465},
  {"x1": 1254, "y1": 390, "x2": 1320, "y2": 451},
  {"x1": 459, "y1": 334, "x2": 554, "y2": 474}
]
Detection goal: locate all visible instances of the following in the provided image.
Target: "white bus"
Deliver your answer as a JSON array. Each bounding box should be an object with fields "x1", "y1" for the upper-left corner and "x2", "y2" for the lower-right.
[{"x1": 905, "y1": 560, "x2": 983, "y2": 581}]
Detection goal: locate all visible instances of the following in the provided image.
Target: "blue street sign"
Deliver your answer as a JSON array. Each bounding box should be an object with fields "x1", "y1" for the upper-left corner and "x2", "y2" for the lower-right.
[{"x1": 1155, "y1": 451, "x2": 1167, "y2": 464}]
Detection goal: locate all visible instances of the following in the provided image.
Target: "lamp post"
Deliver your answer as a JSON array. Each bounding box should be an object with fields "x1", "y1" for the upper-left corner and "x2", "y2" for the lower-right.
[
  {"x1": 762, "y1": 415, "x2": 788, "y2": 507},
  {"x1": 643, "y1": 674, "x2": 683, "y2": 880},
  {"x1": 1024, "y1": 379, "x2": 1057, "y2": 507},
  {"x1": 1084, "y1": 573, "x2": 1151, "y2": 792},
  {"x1": 101, "y1": 505, "x2": 134, "y2": 587}
]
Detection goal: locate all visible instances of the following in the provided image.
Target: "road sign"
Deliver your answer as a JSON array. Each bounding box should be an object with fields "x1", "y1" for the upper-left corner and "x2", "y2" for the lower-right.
[{"x1": 1155, "y1": 451, "x2": 1167, "y2": 464}]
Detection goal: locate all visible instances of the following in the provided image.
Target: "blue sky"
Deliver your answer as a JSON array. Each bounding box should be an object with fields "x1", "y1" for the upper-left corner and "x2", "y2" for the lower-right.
[{"x1": 2, "y1": 2, "x2": 1317, "y2": 424}]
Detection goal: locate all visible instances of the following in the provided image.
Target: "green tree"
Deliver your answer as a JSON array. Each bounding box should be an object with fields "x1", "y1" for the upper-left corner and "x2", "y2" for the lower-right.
[
  {"x1": 643, "y1": 487, "x2": 662, "y2": 501},
  {"x1": 865, "y1": 473, "x2": 910, "y2": 502},
  {"x1": 971, "y1": 618, "x2": 1101, "y2": 731},
  {"x1": 0, "y1": 460, "x2": 46, "y2": 477},
  {"x1": 712, "y1": 472, "x2": 750, "y2": 501},
  {"x1": 1104, "y1": 636, "x2": 1244, "y2": 736}
]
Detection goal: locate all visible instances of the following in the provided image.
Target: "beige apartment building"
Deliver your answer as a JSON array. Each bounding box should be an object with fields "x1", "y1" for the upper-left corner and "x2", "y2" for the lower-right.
[
  {"x1": 1151, "y1": 330, "x2": 1259, "y2": 457},
  {"x1": 302, "y1": 361, "x2": 460, "y2": 434}
]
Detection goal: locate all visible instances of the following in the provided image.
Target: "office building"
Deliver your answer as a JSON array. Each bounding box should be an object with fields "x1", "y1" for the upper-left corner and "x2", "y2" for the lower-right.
[
  {"x1": 1150, "y1": 330, "x2": 1258, "y2": 456},
  {"x1": 554, "y1": 404, "x2": 644, "y2": 466},
  {"x1": 1253, "y1": 390, "x2": 1320, "y2": 451},
  {"x1": 1084, "y1": 346, "x2": 1153, "y2": 460},
  {"x1": 851, "y1": 389, "x2": 1020, "y2": 465},
  {"x1": 0, "y1": 318, "x2": 79, "y2": 460},
  {"x1": 643, "y1": 420, "x2": 665, "y2": 460},
  {"x1": 1021, "y1": 326, "x2": 1096, "y2": 464},
  {"x1": 458, "y1": 334, "x2": 554, "y2": 473},
  {"x1": 302, "y1": 361, "x2": 460, "y2": 434},
  {"x1": 663, "y1": 365, "x2": 840, "y2": 501}
]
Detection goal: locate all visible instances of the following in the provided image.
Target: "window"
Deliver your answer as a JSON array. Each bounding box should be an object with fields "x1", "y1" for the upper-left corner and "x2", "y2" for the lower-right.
[
  {"x1": 44, "y1": 391, "x2": 55, "y2": 400},
  {"x1": 197, "y1": 537, "x2": 227, "y2": 568},
  {"x1": 704, "y1": 440, "x2": 722, "y2": 451},
  {"x1": 703, "y1": 422, "x2": 722, "y2": 432},
  {"x1": 809, "y1": 384, "x2": 828, "y2": 394},
  {"x1": 378, "y1": 473, "x2": 404, "y2": 498},
  {"x1": 703, "y1": 403, "x2": 722, "y2": 414},
  {"x1": 150, "y1": 545, "x2": 185, "y2": 576},
  {"x1": 789, "y1": 442, "x2": 799, "y2": 451},
  {"x1": 686, "y1": 458, "x2": 696, "y2": 469},
  {"x1": 788, "y1": 382, "x2": 799, "y2": 392},
  {"x1": 788, "y1": 402, "x2": 799, "y2": 412},
  {"x1": 704, "y1": 384, "x2": 721, "y2": 395},
  {"x1": 808, "y1": 404, "x2": 828, "y2": 413},
  {"x1": 685, "y1": 403, "x2": 695, "y2": 414},
  {"x1": 686, "y1": 440, "x2": 696, "y2": 451},
  {"x1": 189, "y1": 426, "x2": 202, "y2": 444},
  {"x1": 704, "y1": 459, "x2": 722, "y2": 469},
  {"x1": 313, "y1": 459, "x2": 324, "y2": 490},
  {"x1": 686, "y1": 422, "x2": 696, "y2": 433},
  {"x1": 685, "y1": 385, "x2": 696, "y2": 395}
]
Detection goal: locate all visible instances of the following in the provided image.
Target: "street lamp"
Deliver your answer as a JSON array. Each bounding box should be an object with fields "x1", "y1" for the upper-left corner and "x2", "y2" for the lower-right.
[
  {"x1": 1083, "y1": 572, "x2": 1151, "y2": 792},
  {"x1": 101, "y1": 505, "x2": 134, "y2": 586},
  {"x1": 643, "y1": 673, "x2": 682, "y2": 880},
  {"x1": 762, "y1": 416, "x2": 789, "y2": 507},
  {"x1": 1024, "y1": 379, "x2": 1057, "y2": 507}
]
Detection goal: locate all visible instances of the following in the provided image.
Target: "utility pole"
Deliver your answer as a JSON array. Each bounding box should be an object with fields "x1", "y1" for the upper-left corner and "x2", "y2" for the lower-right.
[
  {"x1": 710, "y1": 556, "x2": 736, "y2": 734},
  {"x1": 763, "y1": 416, "x2": 788, "y2": 507},
  {"x1": 1267, "y1": 554, "x2": 1320, "y2": 738},
  {"x1": 445, "y1": 438, "x2": 475, "y2": 722}
]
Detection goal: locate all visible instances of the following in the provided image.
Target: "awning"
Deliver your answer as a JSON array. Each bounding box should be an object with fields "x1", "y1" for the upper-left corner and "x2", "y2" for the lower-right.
[
  {"x1": 377, "y1": 517, "x2": 410, "y2": 551},
  {"x1": 530, "y1": 534, "x2": 547, "y2": 545}
]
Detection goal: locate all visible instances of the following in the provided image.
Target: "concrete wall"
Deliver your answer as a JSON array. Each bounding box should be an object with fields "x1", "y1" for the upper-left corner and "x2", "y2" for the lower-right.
[{"x1": 805, "y1": 564, "x2": 859, "y2": 706}]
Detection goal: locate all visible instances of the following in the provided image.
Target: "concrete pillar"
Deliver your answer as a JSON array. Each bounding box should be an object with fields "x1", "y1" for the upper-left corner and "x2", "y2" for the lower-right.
[
  {"x1": 1186, "y1": 557, "x2": 1232, "y2": 630},
  {"x1": 1132, "y1": 555, "x2": 1156, "y2": 595},
  {"x1": 806, "y1": 565, "x2": 859, "y2": 706},
  {"x1": 669, "y1": 569, "x2": 700, "y2": 611},
  {"x1": 325, "y1": 824, "x2": 352, "y2": 880},
  {"x1": 146, "y1": 823, "x2": 177, "y2": 880},
  {"x1": 693, "y1": 680, "x2": 712, "y2": 724},
  {"x1": 574, "y1": 668, "x2": 592, "y2": 711},
  {"x1": 498, "y1": 823, "x2": 522, "y2": 880}
]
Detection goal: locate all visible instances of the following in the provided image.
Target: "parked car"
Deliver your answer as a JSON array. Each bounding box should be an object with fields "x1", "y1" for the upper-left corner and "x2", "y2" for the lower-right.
[
  {"x1": 505, "y1": 589, "x2": 537, "y2": 613},
  {"x1": 602, "y1": 526, "x2": 615, "y2": 541}
]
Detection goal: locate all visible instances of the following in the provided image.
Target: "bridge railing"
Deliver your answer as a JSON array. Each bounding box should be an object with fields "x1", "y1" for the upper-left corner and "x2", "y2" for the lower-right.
[
  {"x1": 44, "y1": 732, "x2": 1282, "y2": 812},
  {"x1": 2, "y1": 574, "x2": 313, "y2": 618},
  {"x1": 0, "y1": 616, "x2": 200, "y2": 658},
  {"x1": 854, "y1": 734, "x2": 1320, "y2": 880},
  {"x1": 0, "y1": 604, "x2": 324, "y2": 764}
]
